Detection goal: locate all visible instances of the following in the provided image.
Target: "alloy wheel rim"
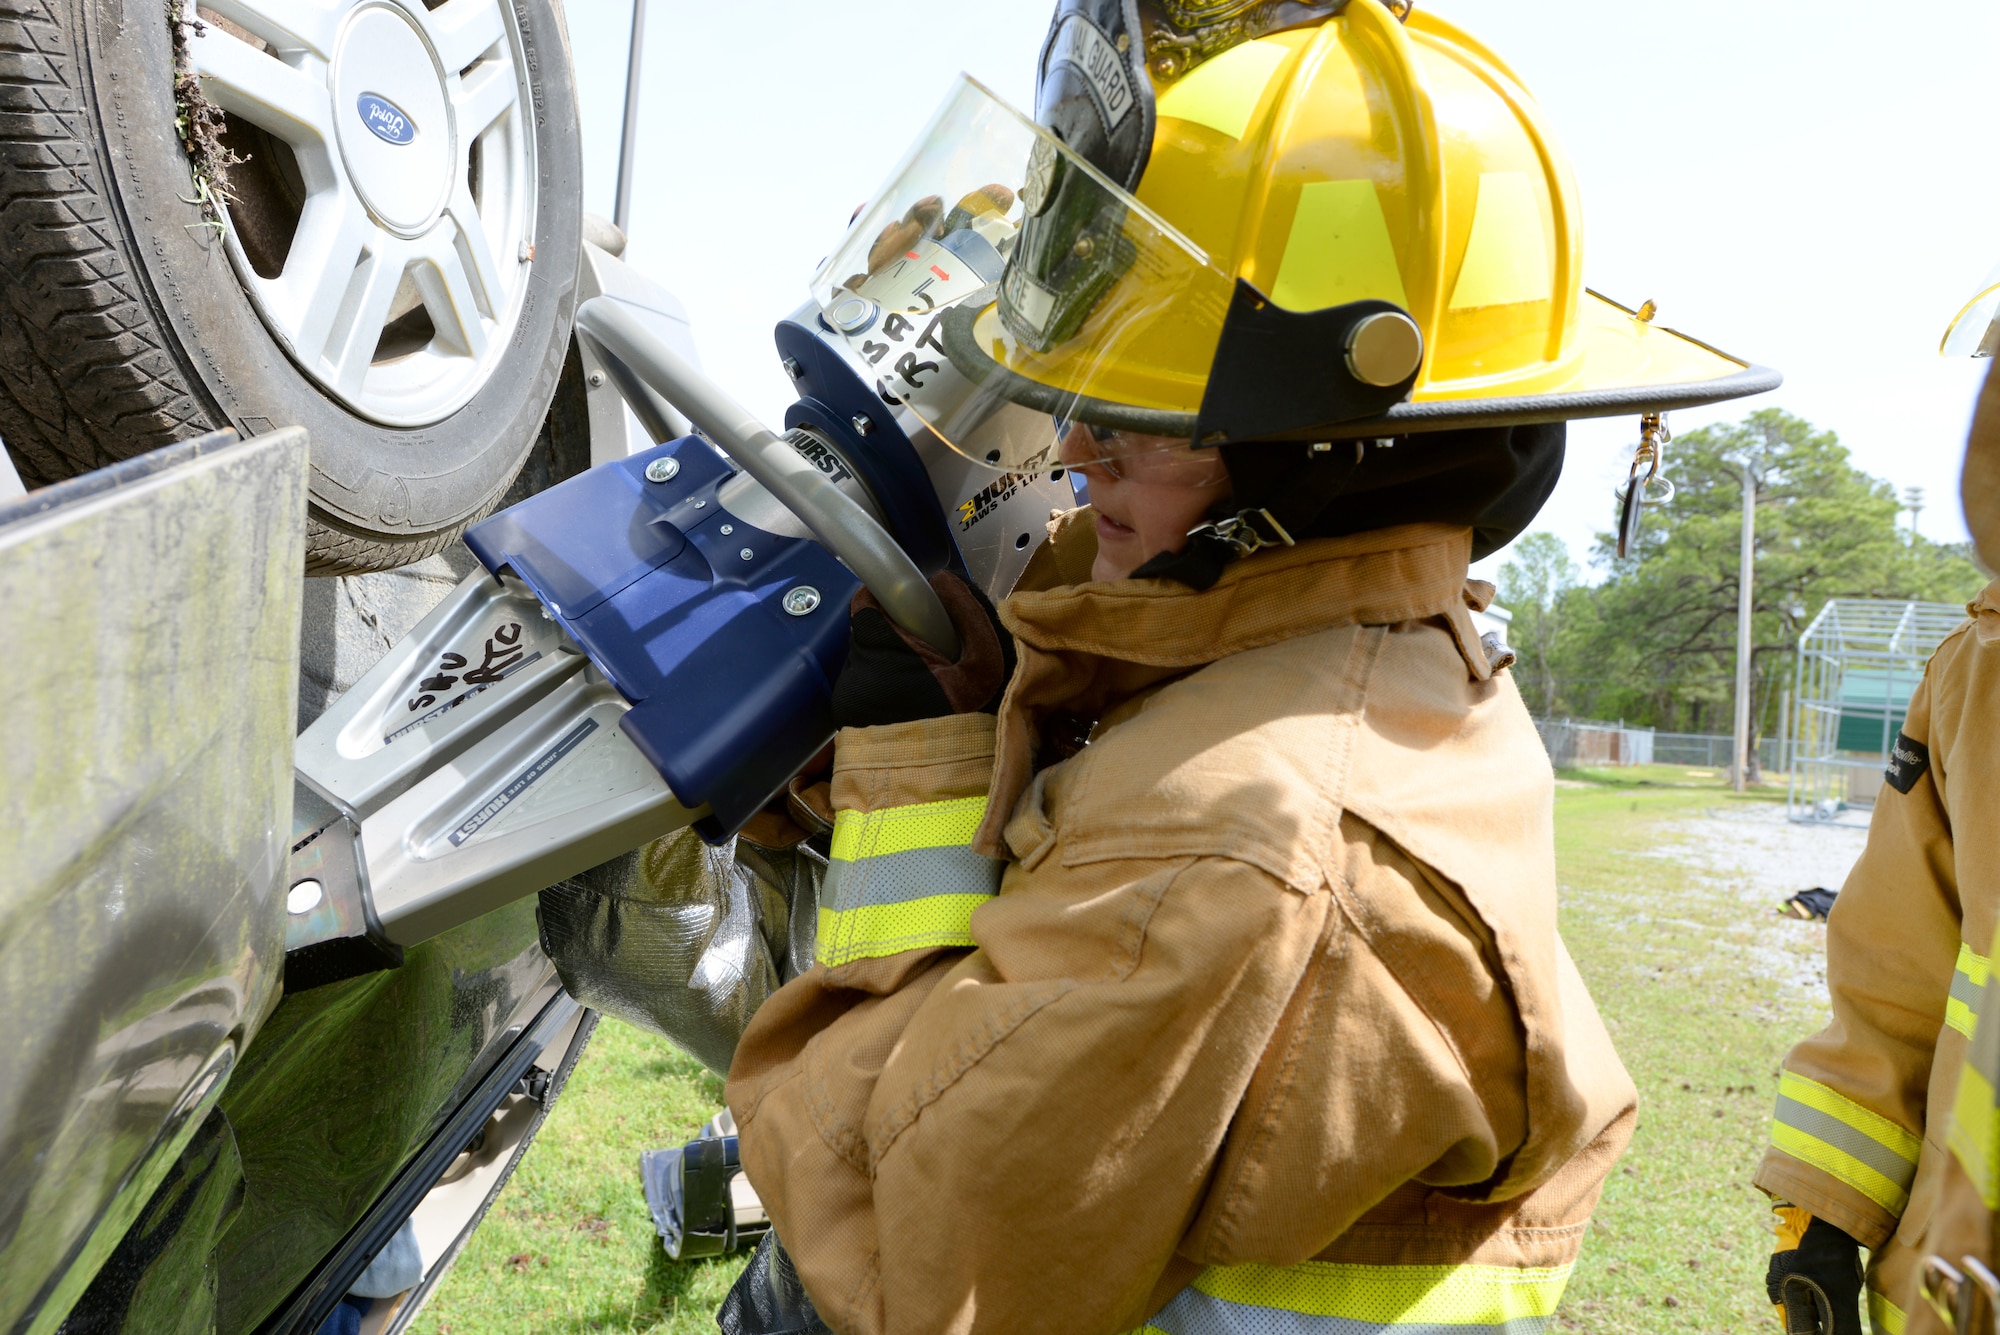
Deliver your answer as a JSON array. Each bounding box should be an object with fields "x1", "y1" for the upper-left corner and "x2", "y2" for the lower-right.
[{"x1": 187, "y1": 0, "x2": 539, "y2": 427}]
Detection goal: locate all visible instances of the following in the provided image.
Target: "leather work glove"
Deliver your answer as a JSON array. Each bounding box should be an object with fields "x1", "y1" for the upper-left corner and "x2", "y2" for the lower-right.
[
  {"x1": 830, "y1": 569, "x2": 1015, "y2": 728},
  {"x1": 716, "y1": 1232, "x2": 834, "y2": 1335},
  {"x1": 1767, "y1": 1206, "x2": 1866, "y2": 1335}
]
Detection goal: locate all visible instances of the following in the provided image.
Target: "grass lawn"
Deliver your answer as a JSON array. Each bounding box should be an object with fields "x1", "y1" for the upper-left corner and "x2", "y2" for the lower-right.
[
  {"x1": 1547, "y1": 768, "x2": 1833, "y2": 1333},
  {"x1": 415, "y1": 765, "x2": 1835, "y2": 1333},
  {"x1": 406, "y1": 1026, "x2": 749, "y2": 1334}
]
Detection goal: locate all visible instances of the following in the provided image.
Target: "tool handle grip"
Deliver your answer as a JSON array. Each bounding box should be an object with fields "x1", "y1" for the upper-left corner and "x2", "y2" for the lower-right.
[{"x1": 576, "y1": 298, "x2": 959, "y2": 659}]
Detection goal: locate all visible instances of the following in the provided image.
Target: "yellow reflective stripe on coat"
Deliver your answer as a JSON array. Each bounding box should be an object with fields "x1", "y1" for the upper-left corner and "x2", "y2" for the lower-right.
[
  {"x1": 1870, "y1": 1287, "x2": 1908, "y2": 1335},
  {"x1": 1946, "y1": 942, "x2": 1991, "y2": 1039},
  {"x1": 1949, "y1": 1058, "x2": 2000, "y2": 1210},
  {"x1": 1138, "y1": 1260, "x2": 1574, "y2": 1334},
  {"x1": 1948, "y1": 942, "x2": 2000, "y2": 1210},
  {"x1": 816, "y1": 796, "x2": 1002, "y2": 967},
  {"x1": 1770, "y1": 1071, "x2": 1922, "y2": 1215}
]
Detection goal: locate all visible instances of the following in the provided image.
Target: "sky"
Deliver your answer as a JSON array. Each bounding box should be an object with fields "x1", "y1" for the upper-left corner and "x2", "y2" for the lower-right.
[{"x1": 565, "y1": 0, "x2": 2000, "y2": 587}]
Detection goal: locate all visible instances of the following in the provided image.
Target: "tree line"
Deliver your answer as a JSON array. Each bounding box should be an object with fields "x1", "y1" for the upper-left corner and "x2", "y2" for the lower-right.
[{"x1": 1497, "y1": 409, "x2": 1987, "y2": 743}]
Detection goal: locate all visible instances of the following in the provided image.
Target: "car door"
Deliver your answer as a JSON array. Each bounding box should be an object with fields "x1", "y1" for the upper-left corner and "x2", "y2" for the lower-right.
[{"x1": 0, "y1": 429, "x2": 307, "y2": 1335}]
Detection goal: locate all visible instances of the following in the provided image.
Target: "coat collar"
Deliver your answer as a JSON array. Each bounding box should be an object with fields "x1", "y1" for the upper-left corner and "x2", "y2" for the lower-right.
[
  {"x1": 974, "y1": 514, "x2": 1485, "y2": 855},
  {"x1": 1970, "y1": 578, "x2": 2000, "y2": 646}
]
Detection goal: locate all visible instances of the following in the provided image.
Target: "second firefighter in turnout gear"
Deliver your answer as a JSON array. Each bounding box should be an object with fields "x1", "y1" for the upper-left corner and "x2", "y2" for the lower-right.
[
  {"x1": 1755, "y1": 269, "x2": 2000, "y2": 1335},
  {"x1": 723, "y1": 1, "x2": 1775, "y2": 1331},
  {"x1": 1757, "y1": 571, "x2": 2000, "y2": 1335},
  {"x1": 1846, "y1": 325, "x2": 2000, "y2": 1335}
]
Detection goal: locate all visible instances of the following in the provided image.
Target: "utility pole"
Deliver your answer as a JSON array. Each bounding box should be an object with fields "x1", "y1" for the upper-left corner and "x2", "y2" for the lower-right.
[
  {"x1": 1731, "y1": 459, "x2": 1758, "y2": 792},
  {"x1": 613, "y1": 0, "x2": 649, "y2": 234},
  {"x1": 1906, "y1": 485, "x2": 1926, "y2": 542},
  {"x1": 1777, "y1": 686, "x2": 1792, "y2": 777}
]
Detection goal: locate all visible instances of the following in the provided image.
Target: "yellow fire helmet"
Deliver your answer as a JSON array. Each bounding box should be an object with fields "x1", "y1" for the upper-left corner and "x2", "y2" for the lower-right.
[
  {"x1": 812, "y1": 0, "x2": 1778, "y2": 479},
  {"x1": 1937, "y1": 239, "x2": 2000, "y2": 564},
  {"x1": 1943, "y1": 260, "x2": 2000, "y2": 357},
  {"x1": 1965, "y1": 363, "x2": 2000, "y2": 569}
]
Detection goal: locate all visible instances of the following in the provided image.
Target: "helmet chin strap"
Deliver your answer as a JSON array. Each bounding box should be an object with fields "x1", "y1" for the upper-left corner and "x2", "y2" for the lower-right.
[
  {"x1": 1129, "y1": 441, "x2": 1365, "y2": 589},
  {"x1": 1128, "y1": 422, "x2": 1572, "y2": 588}
]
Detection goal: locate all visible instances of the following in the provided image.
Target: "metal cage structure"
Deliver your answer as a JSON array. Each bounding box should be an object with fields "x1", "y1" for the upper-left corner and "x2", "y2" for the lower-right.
[{"x1": 1788, "y1": 598, "x2": 1966, "y2": 823}]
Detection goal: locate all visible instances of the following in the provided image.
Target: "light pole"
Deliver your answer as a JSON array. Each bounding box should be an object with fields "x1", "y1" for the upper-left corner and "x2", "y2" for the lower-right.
[
  {"x1": 1731, "y1": 457, "x2": 1760, "y2": 792},
  {"x1": 1906, "y1": 485, "x2": 1926, "y2": 542}
]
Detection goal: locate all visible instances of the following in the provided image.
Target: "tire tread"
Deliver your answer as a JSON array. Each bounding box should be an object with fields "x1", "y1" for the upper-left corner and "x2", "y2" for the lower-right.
[
  {"x1": 0, "y1": 0, "x2": 529, "y2": 573},
  {"x1": 0, "y1": 0, "x2": 214, "y2": 490}
]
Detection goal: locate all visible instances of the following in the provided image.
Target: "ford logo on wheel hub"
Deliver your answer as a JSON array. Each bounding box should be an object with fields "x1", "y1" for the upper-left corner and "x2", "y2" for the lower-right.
[{"x1": 356, "y1": 93, "x2": 415, "y2": 145}]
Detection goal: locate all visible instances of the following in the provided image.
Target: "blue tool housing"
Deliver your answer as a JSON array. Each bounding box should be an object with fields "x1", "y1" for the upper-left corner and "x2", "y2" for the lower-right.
[{"x1": 464, "y1": 435, "x2": 861, "y2": 841}]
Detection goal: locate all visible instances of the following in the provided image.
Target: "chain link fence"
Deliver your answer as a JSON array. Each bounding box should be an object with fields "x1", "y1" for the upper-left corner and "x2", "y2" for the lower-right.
[
  {"x1": 1534, "y1": 719, "x2": 1788, "y2": 772},
  {"x1": 1533, "y1": 718, "x2": 1652, "y2": 768},
  {"x1": 1652, "y1": 731, "x2": 1788, "y2": 771}
]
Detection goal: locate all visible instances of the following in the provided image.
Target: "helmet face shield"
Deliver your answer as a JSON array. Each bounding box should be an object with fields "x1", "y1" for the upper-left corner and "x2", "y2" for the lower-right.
[{"x1": 811, "y1": 76, "x2": 1236, "y2": 475}]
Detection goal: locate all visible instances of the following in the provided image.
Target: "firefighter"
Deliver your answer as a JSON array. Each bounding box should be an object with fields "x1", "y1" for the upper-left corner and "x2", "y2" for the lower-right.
[
  {"x1": 716, "y1": 3, "x2": 1775, "y2": 1332},
  {"x1": 1756, "y1": 322, "x2": 2000, "y2": 1332},
  {"x1": 1858, "y1": 321, "x2": 2000, "y2": 1335},
  {"x1": 1910, "y1": 358, "x2": 2000, "y2": 1334}
]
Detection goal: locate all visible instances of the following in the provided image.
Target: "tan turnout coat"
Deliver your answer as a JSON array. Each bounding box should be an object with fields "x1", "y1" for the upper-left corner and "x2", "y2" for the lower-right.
[
  {"x1": 726, "y1": 515, "x2": 1637, "y2": 1335},
  {"x1": 1758, "y1": 582, "x2": 2000, "y2": 1334}
]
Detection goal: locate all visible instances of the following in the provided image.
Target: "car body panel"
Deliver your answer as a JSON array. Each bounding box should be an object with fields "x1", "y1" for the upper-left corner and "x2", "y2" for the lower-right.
[
  {"x1": 16, "y1": 248, "x2": 713, "y2": 1332},
  {"x1": 0, "y1": 429, "x2": 308, "y2": 1335},
  {"x1": 215, "y1": 905, "x2": 558, "y2": 1333},
  {"x1": 60, "y1": 927, "x2": 570, "y2": 1335}
]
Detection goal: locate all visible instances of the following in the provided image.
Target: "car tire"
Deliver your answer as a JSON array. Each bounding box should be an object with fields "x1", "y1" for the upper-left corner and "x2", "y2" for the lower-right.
[{"x1": 0, "y1": 0, "x2": 583, "y2": 573}]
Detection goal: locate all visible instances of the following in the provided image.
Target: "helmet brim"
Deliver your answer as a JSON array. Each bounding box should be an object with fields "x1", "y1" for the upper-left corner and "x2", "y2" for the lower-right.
[{"x1": 945, "y1": 289, "x2": 1780, "y2": 442}]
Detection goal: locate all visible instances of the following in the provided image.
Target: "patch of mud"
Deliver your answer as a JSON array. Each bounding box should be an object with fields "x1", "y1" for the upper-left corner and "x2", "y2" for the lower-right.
[
  {"x1": 169, "y1": 1, "x2": 244, "y2": 218},
  {"x1": 1644, "y1": 804, "x2": 1868, "y2": 1008}
]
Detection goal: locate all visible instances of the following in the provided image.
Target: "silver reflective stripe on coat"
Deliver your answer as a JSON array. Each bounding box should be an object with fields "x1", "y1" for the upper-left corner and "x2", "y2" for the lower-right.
[
  {"x1": 817, "y1": 796, "x2": 1002, "y2": 967},
  {"x1": 1769, "y1": 1070, "x2": 1922, "y2": 1215},
  {"x1": 1949, "y1": 943, "x2": 1990, "y2": 1038}
]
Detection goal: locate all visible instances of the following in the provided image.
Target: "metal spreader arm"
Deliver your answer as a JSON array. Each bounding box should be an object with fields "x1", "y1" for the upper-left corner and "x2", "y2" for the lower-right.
[
  {"x1": 574, "y1": 298, "x2": 961, "y2": 659},
  {"x1": 601, "y1": 348, "x2": 692, "y2": 446}
]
